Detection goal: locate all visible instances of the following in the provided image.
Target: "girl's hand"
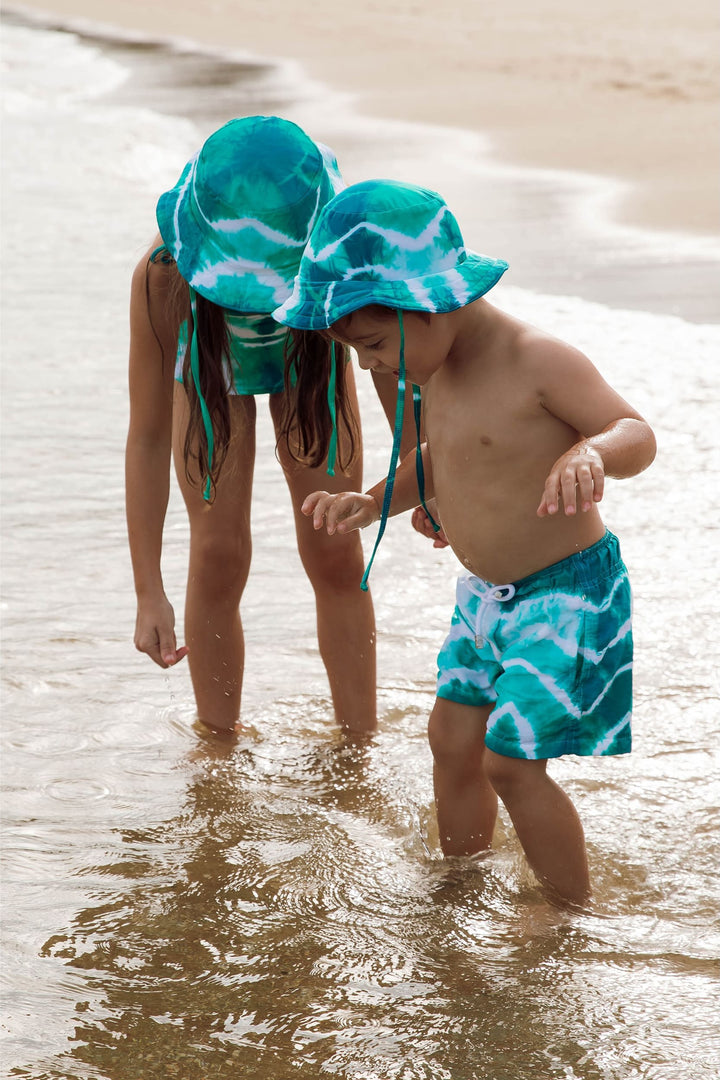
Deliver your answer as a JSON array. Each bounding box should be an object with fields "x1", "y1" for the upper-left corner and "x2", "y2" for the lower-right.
[
  {"x1": 537, "y1": 445, "x2": 605, "y2": 517},
  {"x1": 411, "y1": 501, "x2": 450, "y2": 548},
  {"x1": 302, "y1": 490, "x2": 380, "y2": 535},
  {"x1": 134, "y1": 595, "x2": 189, "y2": 668}
]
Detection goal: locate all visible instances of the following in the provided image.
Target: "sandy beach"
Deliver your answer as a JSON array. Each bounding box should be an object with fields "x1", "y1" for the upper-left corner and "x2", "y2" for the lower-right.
[{"x1": 8, "y1": 0, "x2": 719, "y2": 239}]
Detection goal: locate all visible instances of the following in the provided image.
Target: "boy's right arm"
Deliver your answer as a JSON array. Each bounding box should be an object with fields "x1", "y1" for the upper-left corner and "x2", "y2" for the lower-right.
[
  {"x1": 125, "y1": 251, "x2": 188, "y2": 668},
  {"x1": 303, "y1": 442, "x2": 434, "y2": 535}
]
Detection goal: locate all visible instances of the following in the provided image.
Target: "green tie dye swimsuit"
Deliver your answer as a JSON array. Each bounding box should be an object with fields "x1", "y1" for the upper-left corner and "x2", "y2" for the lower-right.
[
  {"x1": 174, "y1": 312, "x2": 287, "y2": 395},
  {"x1": 436, "y1": 531, "x2": 633, "y2": 760}
]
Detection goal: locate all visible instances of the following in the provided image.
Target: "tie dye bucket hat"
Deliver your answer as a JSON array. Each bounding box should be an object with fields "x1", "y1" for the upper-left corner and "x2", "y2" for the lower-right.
[
  {"x1": 156, "y1": 115, "x2": 344, "y2": 313},
  {"x1": 273, "y1": 179, "x2": 508, "y2": 329}
]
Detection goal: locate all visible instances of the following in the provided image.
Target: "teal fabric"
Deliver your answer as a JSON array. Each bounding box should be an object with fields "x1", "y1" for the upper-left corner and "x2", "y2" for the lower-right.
[
  {"x1": 155, "y1": 115, "x2": 343, "y2": 501},
  {"x1": 436, "y1": 532, "x2": 633, "y2": 760},
  {"x1": 156, "y1": 115, "x2": 344, "y2": 314},
  {"x1": 175, "y1": 312, "x2": 288, "y2": 396},
  {"x1": 272, "y1": 179, "x2": 508, "y2": 330},
  {"x1": 360, "y1": 311, "x2": 408, "y2": 591}
]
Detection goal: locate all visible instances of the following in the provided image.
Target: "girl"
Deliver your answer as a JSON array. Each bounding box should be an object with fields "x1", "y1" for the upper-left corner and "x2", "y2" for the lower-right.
[{"x1": 125, "y1": 115, "x2": 377, "y2": 734}]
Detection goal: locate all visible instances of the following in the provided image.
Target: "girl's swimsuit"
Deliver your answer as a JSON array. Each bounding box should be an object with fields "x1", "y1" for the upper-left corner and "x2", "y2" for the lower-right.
[
  {"x1": 436, "y1": 531, "x2": 633, "y2": 760},
  {"x1": 174, "y1": 312, "x2": 288, "y2": 396},
  {"x1": 149, "y1": 245, "x2": 288, "y2": 397}
]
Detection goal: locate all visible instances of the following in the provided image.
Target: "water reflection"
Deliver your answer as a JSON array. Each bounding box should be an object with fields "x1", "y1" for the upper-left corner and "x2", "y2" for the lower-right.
[{"x1": 16, "y1": 718, "x2": 711, "y2": 1079}]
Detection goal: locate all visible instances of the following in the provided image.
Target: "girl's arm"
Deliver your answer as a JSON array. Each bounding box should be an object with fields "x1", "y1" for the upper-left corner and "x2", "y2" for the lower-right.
[
  {"x1": 303, "y1": 442, "x2": 434, "y2": 534},
  {"x1": 125, "y1": 249, "x2": 188, "y2": 667}
]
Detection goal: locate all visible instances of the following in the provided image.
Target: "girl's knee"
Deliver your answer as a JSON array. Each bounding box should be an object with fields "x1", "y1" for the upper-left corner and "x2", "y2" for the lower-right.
[
  {"x1": 301, "y1": 534, "x2": 365, "y2": 592},
  {"x1": 189, "y1": 531, "x2": 252, "y2": 594}
]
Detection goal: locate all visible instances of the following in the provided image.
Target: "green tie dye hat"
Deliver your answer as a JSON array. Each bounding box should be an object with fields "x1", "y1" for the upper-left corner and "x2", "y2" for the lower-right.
[
  {"x1": 156, "y1": 115, "x2": 344, "y2": 313},
  {"x1": 272, "y1": 179, "x2": 508, "y2": 329}
]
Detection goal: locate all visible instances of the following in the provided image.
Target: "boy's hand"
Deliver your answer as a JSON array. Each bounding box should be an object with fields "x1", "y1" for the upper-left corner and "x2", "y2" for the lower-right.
[
  {"x1": 411, "y1": 501, "x2": 450, "y2": 548},
  {"x1": 537, "y1": 445, "x2": 605, "y2": 517},
  {"x1": 302, "y1": 490, "x2": 381, "y2": 535}
]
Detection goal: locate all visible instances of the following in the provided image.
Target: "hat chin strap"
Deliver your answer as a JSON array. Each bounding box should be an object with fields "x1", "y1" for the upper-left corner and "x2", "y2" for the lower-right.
[
  {"x1": 326, "y1": 341, "x2": 338, "y2": 477},
  {"x1": 359, "y1": 309, "x2": 441, "y2": 591},
  {"x1": 189, "y1": 287, "x2": 215, "y2": 502}
]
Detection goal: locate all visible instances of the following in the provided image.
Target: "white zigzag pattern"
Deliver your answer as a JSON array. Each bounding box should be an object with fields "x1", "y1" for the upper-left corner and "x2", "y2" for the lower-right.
[
  {"x1": 324, "y1": 280, "x2": 337, "y2": 322},
  {"x1": 488, "y1": 701, "x2": 538, "y2": 756},
  {"x1": 501, "y1": 657, "x2": 581, "y2": 719},
  {"x1": 406, "y1": 279, "x2": 439, "y2": 309},
  {"x1": 583, "y1": 663, "x2": 633, "y2": 716},
  {"x1": 190, "y1": 257, "x2": 287, "y2": 301},
  {"x1": 173, "y1": 154, "x2": 199, "y2": 260},
  {"x1": 579, "y1": 618, "x2": 632, "y2": 664},
  {"x1": 207, "y1": 216, "x2": 307, "y2": 246},
  {"x1": 592, "y1": 710, "x2": 631, "y2": 754},
  {"x1": 309, "y1": 206, "x2": 459, "y2": 263},
  {"x1": 440, "y1": 666, "x2": 494, "y2": 692}
]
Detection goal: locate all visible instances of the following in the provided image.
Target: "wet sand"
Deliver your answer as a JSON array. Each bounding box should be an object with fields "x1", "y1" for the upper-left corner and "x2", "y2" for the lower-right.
[{"x1": 8, "y1": 0, "x2": 720, "y2": 239}]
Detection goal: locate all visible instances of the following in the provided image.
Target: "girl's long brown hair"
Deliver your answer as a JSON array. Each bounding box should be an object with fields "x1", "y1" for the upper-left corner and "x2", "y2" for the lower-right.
[
  {"x1": 147, "y1": 250, "x2": 232, "y2": 500},
  {"x1": 280, "y1": 329, "x2": 360, "y2": 473}
]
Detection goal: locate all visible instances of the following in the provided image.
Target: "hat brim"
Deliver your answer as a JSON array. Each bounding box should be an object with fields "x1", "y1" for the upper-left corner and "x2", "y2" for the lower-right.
[{"x1": 273, "y1": 253, "x2": 509, "y2": 330}]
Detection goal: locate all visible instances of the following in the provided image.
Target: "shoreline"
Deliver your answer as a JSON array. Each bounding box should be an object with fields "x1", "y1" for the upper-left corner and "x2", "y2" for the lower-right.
[
  {"x1": 5, "y1": 3, "x2": 719, "y2": 323},
  {"x1": 6, "y1": 0, "x2": 719, "y2": 241}
]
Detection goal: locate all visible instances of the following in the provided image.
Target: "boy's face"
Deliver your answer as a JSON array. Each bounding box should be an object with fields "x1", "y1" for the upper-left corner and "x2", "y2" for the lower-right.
[{"x1": 329, "y1": 309, "x2": 449, "y2": 386}]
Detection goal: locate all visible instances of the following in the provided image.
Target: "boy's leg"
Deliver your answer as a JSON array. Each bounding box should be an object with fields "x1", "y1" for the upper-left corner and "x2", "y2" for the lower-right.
[
  {"x1": 428, "y1": 698, "x2": 498, "y2": 856},
  {"x1": 484, "y1": 749, "x2": 590, "y2": 906}
]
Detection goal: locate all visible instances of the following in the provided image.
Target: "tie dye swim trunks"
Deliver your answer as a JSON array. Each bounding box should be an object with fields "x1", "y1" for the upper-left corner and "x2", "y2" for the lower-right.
[{"x1": 436, "y1": 531, "x2": 633, "y2": 760}]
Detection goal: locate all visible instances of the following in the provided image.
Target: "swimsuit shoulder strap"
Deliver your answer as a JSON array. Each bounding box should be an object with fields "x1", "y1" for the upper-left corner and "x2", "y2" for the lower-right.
[{"x1": 149, "y1": 243, "x2": 173, "y2": 265}]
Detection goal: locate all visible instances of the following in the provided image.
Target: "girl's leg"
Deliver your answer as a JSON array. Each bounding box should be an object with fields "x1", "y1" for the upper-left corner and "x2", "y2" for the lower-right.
[
  {"x1": 483, "y1": 749, "x2": 591, "y2": 905},
  {"x1": 428, "y1": 698, "x2": 498, "y2": 856},
  {"x1": 173, "y1": 386, "x2": 256, "y2": 732},
  {"x1": 270, "y1": 384, "x2": 377, "y2": 735}
]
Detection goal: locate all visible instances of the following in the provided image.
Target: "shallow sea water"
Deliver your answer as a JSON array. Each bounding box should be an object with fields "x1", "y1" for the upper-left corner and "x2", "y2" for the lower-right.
[{"x1": 1, "y1": 14, "x2": 720, "y2": 1079}]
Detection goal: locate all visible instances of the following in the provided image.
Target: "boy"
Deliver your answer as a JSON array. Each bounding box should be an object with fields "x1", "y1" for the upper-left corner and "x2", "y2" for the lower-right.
[{"x1": 273, "y1": 179, "x2": 656, "y2": 905}]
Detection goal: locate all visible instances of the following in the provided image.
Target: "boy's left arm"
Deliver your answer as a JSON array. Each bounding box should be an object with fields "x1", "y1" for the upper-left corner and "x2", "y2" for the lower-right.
[{"x1": 533, "y1": 341, "x2": 657, "y2": 516}]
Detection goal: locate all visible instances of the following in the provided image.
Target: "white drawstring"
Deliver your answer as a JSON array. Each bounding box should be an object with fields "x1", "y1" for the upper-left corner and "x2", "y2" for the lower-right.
[{"x1": 461, "y1": 577, "x2": 516, "y2": 648}]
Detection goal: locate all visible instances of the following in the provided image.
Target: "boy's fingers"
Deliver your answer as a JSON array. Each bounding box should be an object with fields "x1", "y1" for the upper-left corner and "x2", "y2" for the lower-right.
[
  {"x1": 576, "y1": 465, "x2": 595, "y2": 511},
  {"x1": 326, "y1": 496, "x2": 357, "y2": 534},
  {"x1": 592, "y1": 464, "x2": 605, "y2": 502},
  {"x1": 561, "y1": 469, "x2": 578, "y2": 515},
  {"x1": 541, "y1": 473, "x2": 560, "y2": 515},
  {"x1": 301, "y1": 490, "x2": 326, "y2": 517}
]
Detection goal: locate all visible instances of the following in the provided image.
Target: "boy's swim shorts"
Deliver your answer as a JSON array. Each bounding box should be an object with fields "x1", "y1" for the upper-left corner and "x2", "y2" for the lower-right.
[{"x1": 436, "y1": 531, "x2": 633, "y2": 759}]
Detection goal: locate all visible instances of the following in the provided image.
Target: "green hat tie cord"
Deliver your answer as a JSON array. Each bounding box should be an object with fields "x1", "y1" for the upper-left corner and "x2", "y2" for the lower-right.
[
  {"x1": 326, "y1": 341, "x2": 338, "y2": 477},
  {"x1": 360, "y1": 310, "x2": 441, "y2": 590},
  {"x1": 359, "y1": 310, "x2": 406, "y2": 590}
]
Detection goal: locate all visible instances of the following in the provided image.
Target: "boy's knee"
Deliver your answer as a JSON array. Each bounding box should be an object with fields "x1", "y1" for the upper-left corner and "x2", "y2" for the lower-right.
[
  {"x1": 484, "y1": 748, "x2": 542, "y2": 795},
  {"x1": 428, "y1": 703, "x2": 487, "y2": 769}
]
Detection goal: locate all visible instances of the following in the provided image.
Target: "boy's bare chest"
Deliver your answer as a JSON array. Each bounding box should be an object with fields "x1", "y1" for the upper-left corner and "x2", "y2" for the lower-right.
[{"x1": 424, "y1": 373, "x2": 541, "y2": 466}]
